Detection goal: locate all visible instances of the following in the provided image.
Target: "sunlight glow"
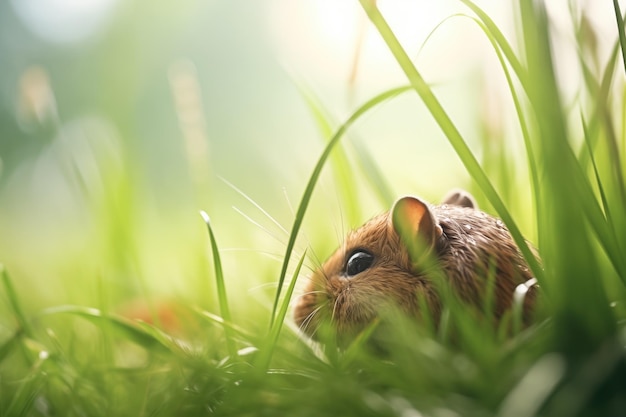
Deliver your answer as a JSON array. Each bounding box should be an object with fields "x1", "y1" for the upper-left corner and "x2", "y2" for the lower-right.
[
  {"x1": 269, "y1": 0, "x2": 489, "y2": 88},
  {"x1": 10, "y1": 0, "x2": 118, "y2": 44}
]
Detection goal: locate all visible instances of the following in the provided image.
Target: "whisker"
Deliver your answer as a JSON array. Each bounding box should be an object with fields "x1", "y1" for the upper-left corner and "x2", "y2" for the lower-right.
[
  {"x1": 300, "y1": 303, "x2": 327, "y2": 337},
  {"x1": 331, "y1": 292, "x2": 343, "y2": 323},
  {"x1": 231, "y1": 206, "x2": 287, "y2": 247},
  {"x1": 306, "y1": 244, "x2": 324, "y2": 272},
  {"x1": 220, "y1": 176, "x2": 288, "y2": 234},
  {"x1": 291, "y1": 290, "x2": 327, "y2": 303},
  {"x1": 282, "y1": 186, "x2": 295, "y2": 217},
  {"x1": 220, "y1": 247, "x2": 285, "y2": 262}
]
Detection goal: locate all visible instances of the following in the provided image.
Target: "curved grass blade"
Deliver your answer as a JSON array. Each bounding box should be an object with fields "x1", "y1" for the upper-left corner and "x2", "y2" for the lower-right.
[
  {"x1": 459, "y1": 0, "x2": 528, "y2": 90},
  {"x1": 297, "y1": 82, "x2": 362, "y2": 224},
  {"x1": 297, "y1": 80, "x2": 395, "y2": 209},
  {"x1": 39, "y1": 305, "x2": 180, "y2": 355},
  {"x1": 357, "y1": 0, "x2": 544, "y2": 283},
  {"x1": 518, "y1": 0, "x2": 616, "y2": 349},
  {"x1": 0, "y1": 330, "x2": 22, "y2": 364},
  {"x1": 417, "y1": 11, "x2": 540, "y2": 227},
  {"x1": 613, "y1": 0, "x2": 626, "y2": 75},
  {"x1": 496, "y1": 354, "x2": 566, "y2": 417},
  {"x1": 460, "y1": 13, "x2": 540, "y2": 237},
  {"x1": 269, "y1": 85, "x2": 414, "y2": 325},
  {"x1": 350, "y1": 139, "x2": 396, "y2": 207},
  {"x1": 4, "y1": 367, "x2": 45, "y2": 417},
  {"x1": 576, "y1": 39, "x2": 620, "y2": 164},
  {"x1": 1, "y1": 264, "x2": 34, "y2": 338},
  {"x1": 299, "y1": 79, "x2": 394, "y2": 208},
  {"x1": 200, "y1": 211, "x2": 236, "y2": 360},
  {"x1": 570, "y1": 39, "x2": 626, "y2": 283},
  {"x1": 459, "y1": 4, "x2": 625, "y2": 268},
  {"x1": 581, "y1": 116, "x2": 614, "y2": 228},
  {"x1": 193, "y1": 308, "x2": 256, "y2": 341}
]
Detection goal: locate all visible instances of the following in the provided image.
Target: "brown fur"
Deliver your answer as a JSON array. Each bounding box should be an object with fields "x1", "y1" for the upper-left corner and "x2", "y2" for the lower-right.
[{"x1": 293, "y1": 194, "x2": 537, "y2": 341}]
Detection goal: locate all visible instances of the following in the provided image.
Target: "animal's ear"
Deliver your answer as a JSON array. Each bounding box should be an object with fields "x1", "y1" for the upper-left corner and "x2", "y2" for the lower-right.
[
  {"x1": 391, "y1": 196, "x2": 442, "y2": 263},
  {"x1": 442, "y1": 189, "x2": 477, "y2": 209}
]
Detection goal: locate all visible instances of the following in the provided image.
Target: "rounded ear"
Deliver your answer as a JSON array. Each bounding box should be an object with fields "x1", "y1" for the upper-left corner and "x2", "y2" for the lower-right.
[
  {"x1": 442, "y1": 189, "x2": 477, "y2": 209},
  {"x1": 391, "y1": 196, "x2": 442, "y2": 263}
]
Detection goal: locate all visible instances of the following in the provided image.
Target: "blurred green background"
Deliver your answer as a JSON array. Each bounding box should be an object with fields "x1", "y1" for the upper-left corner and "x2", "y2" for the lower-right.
[
  {"x1": 2, "y1": 1, "x2": 626, "y2": 415},
  {"x1": 0, "y1": 0, "x2": 619, "y2": 326}
]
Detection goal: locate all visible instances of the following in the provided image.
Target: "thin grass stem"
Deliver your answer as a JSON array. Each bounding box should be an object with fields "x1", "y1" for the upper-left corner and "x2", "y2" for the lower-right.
[
  {"x1": 270, "y1": 85, "x2": 414, "y2": 326},
  {"x1": 1, "y1": 264, "x2": 34, "y2": 338},
  {"x1": 613, "y1": 0, "x2": 626, "y2": 75},
  {"x1": 357, "y1": 0, "x2": 544, "y2": 284},
  {"x1": 200, "y1": 211, "x2": 237, "y2": 360}
]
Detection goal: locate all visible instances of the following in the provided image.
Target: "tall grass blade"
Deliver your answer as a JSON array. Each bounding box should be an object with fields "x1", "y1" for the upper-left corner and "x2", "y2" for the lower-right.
[
  {"x1": 4, "y1": 372, "x2": 42, "y2": 417},
  {"x1": 581, "y1": 116, "x2": 613, "y2": 228},
  {"x1": 518, "y1": 0, "x2": 615, "y2": 350},
  {"x1": 200, "y1": 211, "x2": 236, "y2": 360},
  {"x1": 0, "y1": 331, "x2": 21, "y2": 364},
  {"x1": 613, "y1": 0, "x2": 626, "y2": 74},
  {"x1": 194, "y1": 309, "x2": 256, "y2": 341},
  {"x1": 576, "y1": 39, "x2": 620, "y2": 164},
  {"x1": 39, "y1": 305, "x2": 181, "y2": 355},
  {"x1": 1, "y1": 264, "x2": 34, "y2": 338},
  {"x1": 459, "y1": 0, "x2": 528, "y2": 89},
  {"x1": 269, "y1": 85, "x2": 413, "y2": 325},
  {"x1": 297, "y1": 81, "x2": 395, "y2": 209},
  {"x1": 463, "y1": 14, "x2": 540, "y2": 232},
  {"x1": 350, "y1": 139, "x2": 396, "y2": 207},
  {"x1": 297, "y1": 83, "x2": 362, "y2": 224},
  {"x1": 357, "y1": 0, "x2": 544, "y2": 283}
]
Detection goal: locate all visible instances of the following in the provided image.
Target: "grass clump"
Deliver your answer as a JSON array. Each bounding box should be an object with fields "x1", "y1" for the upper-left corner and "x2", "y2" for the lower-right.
[{"x1": 1, "y1": 0, "x2": 626, "y2": 416}]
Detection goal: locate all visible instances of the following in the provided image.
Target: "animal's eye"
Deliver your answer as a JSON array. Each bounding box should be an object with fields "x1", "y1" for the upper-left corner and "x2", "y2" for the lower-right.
[{"x1": 346, "y1": 250, "x2": 374, "y2": 276}]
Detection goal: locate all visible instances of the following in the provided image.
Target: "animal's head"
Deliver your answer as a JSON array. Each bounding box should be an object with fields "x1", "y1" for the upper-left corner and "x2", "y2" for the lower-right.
[{"x1": 293, "y1": 196, "x2": 443, "y2": 342}]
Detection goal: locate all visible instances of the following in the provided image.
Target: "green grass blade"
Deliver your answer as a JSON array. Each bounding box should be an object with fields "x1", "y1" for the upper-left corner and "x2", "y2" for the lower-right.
[
  {"x1": 4, "y1": 371, "x2": 43, "y2": 417},
  {"x1": 572, "y1": 14, "x2": 626, "y2": 213},
  {"x1": 357, "y1": 0, "x2": 544, "y2": 284},
  {"x1": 519, "y1": 0, "x2": 616, "y2": 349},
  {"x1": 193, "y1": 308, "x2": 257, "y2": 341},
  {"x1": 269, "y1": 85, "x2": 414, "y2": 326},
  {"x1": 256, "y1": 250, "x2": 306, "y2": 371},
  {"x1": 581, "y1": 116, "x2": 613, "y2": 228},
  {"x1": 613, "y1": 0, "x2": 626, "y2": 75},
  {"x1": 1, "y1": 264, "x2": 34, "y2": 338},
  {"x1": 297, "y1": 80, "x2": 395, "y2": 209},
  {"x1": 459, "y1": 0, "x2": 528, "y2": 89},
  {"x1": 420, "y1": 11, "x2": 540, "y2": 226},
  {"x1": 463, "y1": 13, "x2": 540, "y2": 234},
  {"x1": 569, "y1": 39, "x2": 626, "y2": 283},
  {"x1": 576, "y1": 39, "x2": 620, "y2": 164},
  {"x1": 297, "y1": 82, "x2": 362, "y2": 223},
  {"x1": 350, "y1": 139, "x2": 396, "y2": 207},
  {"x1": 200, "y1": 210, "x2": 236, "y2": 360},
  {"x1": 0, "y1": 331, "x2": 22, "y2": 364},
  {"x1": 39, "y1": 305, "x2": 181, "y2": 355}
]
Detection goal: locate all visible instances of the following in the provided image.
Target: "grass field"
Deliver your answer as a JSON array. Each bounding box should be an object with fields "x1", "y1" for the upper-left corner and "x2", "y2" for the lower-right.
[{"x1": 1, "y1": 0, "x2": 626, "y2": 416}]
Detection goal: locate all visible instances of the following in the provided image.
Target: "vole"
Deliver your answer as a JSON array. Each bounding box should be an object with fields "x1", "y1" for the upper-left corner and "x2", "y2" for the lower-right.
[{"x1": 293, "y1": 190, "x2": 537, "y2": 343}]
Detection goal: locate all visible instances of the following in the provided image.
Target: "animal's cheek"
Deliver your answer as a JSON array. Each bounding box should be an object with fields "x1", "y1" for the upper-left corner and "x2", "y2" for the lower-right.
[
  {"x1": 293, "y1": 291, "x2": 315, "y2": 326},
  {"x1": 292, "y1": 272, "x2": 325, "y2": 322},
  {"x1": 327, "y1": 274, "x2": 350, "y2": 296},
  {"x1": 358, "y1": 268, "x2": 426, "y2": 309}
]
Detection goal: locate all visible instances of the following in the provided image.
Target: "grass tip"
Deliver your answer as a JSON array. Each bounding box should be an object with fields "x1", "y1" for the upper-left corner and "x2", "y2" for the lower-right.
[{"x1": 199, "y1": 210, "x2": 211, "y2": 224}]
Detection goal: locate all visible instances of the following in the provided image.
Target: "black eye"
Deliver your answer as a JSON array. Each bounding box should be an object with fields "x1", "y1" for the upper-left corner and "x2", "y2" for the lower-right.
[{"x1": 346, "y1": 250, "x2": 374, "y2": 276}]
